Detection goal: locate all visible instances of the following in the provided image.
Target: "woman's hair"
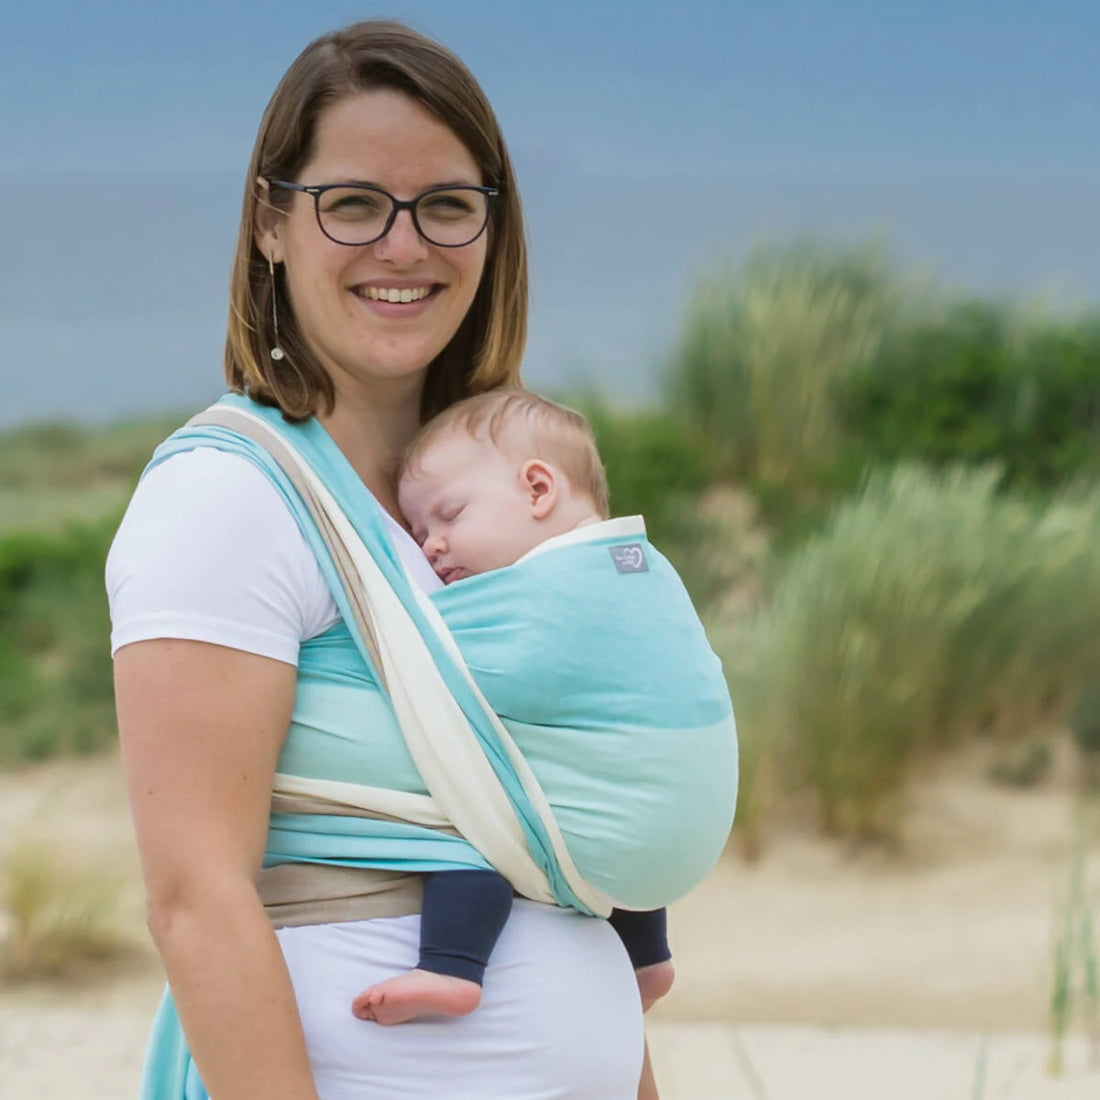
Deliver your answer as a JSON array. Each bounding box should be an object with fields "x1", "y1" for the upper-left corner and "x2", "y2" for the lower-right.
[
  {"x1": 401, "y1": 389, "x2": 611, "y2": 519},
  {"x1": 225, "y1": 19, "x2": 527, "y2": 422}
]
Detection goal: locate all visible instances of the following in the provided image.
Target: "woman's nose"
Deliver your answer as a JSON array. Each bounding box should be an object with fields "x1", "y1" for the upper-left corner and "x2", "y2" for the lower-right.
[{"x1": 374, "y1": 209, "x2": 430, "y2": 264}]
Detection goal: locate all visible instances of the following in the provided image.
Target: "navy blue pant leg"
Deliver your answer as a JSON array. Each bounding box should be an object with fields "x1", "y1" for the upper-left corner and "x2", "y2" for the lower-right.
[
  {"x1": 418, "y1": 869, "x2": 514, "y2": 985},
  {"x1": 607, "y1": 907, "x2": 671, "y2": 969}
]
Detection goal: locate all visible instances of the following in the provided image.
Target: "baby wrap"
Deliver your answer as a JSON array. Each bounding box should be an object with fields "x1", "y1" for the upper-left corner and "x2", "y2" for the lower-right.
[{"x1": 137, "y1": 395, "x2": 737, "y2": 1097}]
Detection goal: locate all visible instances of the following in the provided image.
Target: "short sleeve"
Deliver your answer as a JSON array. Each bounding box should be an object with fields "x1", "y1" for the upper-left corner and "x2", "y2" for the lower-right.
[{"x1": 105, "y1": 448, "x2": 338, "y2": 663}]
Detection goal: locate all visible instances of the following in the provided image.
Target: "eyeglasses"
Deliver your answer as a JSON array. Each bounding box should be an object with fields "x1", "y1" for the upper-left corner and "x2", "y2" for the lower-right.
[{"x1": 266, "y1": 180, "x2": 499, "y2": 248}]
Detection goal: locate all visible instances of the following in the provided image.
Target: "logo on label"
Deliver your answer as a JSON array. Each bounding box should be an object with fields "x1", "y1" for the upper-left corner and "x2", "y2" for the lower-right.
[{"x1": 609, "y1": 543, "x2": 649, "y2": 574}]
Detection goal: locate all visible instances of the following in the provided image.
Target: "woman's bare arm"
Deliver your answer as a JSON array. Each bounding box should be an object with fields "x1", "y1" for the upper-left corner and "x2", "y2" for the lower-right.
[{"x1": 116, "y1": 638, "x2": 319, "y2": 1100}]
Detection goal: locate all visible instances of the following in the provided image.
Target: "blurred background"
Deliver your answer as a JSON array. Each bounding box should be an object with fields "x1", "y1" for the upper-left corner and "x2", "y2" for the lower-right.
[{"x1": 3, "y1": 1, "x2": 1100, "y2": 1096}]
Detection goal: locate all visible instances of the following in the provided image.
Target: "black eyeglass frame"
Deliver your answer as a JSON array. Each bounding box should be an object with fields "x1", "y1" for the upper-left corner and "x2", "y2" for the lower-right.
[{"x1": 266, "y1": 179, "x2": 500, "y2": 248}]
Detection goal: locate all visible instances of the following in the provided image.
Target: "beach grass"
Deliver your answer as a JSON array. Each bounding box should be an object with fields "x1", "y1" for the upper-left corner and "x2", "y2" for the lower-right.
[
  {"x1": 1, "y1": 838, "x2": 130, "y2": 981},
  {"x1": 724, "y1": 465, "x2": 1100, "y2": 842},
  {"x1": 1049, "y1": 803, "x2": 1100, "y2": 1075}
]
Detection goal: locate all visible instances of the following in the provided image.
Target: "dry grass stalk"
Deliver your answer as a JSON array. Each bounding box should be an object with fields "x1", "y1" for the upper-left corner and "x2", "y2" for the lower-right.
[{"x1": 1, "y1": 838, "x2": 129, "y2": 981}]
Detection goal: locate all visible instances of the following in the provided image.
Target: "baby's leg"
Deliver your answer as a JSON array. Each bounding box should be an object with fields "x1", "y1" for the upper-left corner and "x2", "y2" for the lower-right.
[
  {"x1": 352, "y1": 869, "x2": 513, "y2": 1025},
  {"x1": 607, "y1": 907, "x2": 675, "y2": 1010}
]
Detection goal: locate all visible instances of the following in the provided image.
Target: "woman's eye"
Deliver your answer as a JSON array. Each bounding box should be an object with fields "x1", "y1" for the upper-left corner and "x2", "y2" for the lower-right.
[
  {"x1": 322, "y1": 190, "x2": 384, "y2": 219},
  {"x1": 420, "y1": 193, "x2": 476, "y2": 220}
]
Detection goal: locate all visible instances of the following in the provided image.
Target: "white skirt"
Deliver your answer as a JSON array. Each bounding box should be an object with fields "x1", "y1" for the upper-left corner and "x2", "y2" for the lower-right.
[{"x1": 276, "y1": 900, "x2": 644, "y2": 1099}]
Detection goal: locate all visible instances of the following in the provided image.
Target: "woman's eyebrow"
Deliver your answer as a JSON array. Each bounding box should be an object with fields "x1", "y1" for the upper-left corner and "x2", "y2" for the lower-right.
[{"x1": 423, "y1": 178, "x2": 481, "y2": 188}]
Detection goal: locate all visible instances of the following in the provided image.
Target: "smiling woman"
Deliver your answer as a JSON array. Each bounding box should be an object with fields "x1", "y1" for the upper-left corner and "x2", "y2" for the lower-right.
[
  {"x1": 107, "y1": 18, "x2": 650, "y2": 1100},
  {"x1": 252, "y1": 90, "x2": 491, "y2": 432},
  {"x1": 224, "y1": 28, "x2": 529, "y2": 433}
]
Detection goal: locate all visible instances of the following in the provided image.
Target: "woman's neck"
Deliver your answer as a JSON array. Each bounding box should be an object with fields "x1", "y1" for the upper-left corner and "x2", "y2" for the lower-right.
[{"x1": 318, "y1": 379, "x2": 423, "y2": 522}]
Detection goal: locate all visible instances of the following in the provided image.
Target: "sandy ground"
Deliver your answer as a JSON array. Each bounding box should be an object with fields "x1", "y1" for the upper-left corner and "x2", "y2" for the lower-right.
[{"x1": 2, "y1": 744, "x2": 1099, "y2": 1098}]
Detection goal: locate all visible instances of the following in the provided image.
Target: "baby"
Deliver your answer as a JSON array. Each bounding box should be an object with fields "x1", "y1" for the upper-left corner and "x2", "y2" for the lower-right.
[{"x1": 351, "y1": 389, "x2": 675, "y2": 1025}]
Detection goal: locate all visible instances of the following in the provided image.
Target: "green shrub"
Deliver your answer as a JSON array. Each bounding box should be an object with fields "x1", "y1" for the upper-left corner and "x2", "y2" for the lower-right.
[
  {"x1": 0, "y1": 517, "x2": 119, "y2": 765},
  {"x1": 1071, "y1": 684, "x2": 1100, "y2": 757},
  {"x1": 726, "y1": 464, "x2": 1100, "y2": 840},
  {"x1": 561, "y1": 396, "x2": 729, "y2": 602},
  {"x1": 665, "y1": 239, "x2": 904, "y2": 493},
  {"x1": 838, "y1": 302, "x2": 1100, "y2": 490},
  {"x1": 582, "y1": 401, "x2": 711, "y2": 542}
]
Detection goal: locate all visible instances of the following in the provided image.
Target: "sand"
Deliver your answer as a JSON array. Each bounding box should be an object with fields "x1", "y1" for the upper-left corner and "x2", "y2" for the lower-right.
[{"x1": 2, "y1": 745, "x2": 1098, "y2": 1098}]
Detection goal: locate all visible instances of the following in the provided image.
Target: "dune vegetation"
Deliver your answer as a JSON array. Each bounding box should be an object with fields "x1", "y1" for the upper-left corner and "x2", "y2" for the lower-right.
[{"x1": 661, "y1": 240, "x2": 1100, "y2": 847}]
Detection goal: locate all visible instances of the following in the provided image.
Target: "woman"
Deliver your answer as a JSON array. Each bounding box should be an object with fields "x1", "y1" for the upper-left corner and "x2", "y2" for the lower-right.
[{"x1": 108, "y1": 19, "x2": 660, "y2": 1100}]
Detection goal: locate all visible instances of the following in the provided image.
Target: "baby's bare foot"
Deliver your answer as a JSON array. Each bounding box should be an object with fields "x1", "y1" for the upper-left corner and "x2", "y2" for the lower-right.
[
  {"x1": 635, "y1": 959, "x2": 675, "y2": 1011},
  {"x1": 351, "y1": 969, "x2": 482, "y2": 1025}
]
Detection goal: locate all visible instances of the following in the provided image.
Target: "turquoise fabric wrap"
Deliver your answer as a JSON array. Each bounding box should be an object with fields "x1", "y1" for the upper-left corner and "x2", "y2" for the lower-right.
[
  {"x1": 435, "y1": 535, "x2": 738, "y2": 909},
  {"x1": 136, "y1": 394, "x2": 737, "y2": 1097}
]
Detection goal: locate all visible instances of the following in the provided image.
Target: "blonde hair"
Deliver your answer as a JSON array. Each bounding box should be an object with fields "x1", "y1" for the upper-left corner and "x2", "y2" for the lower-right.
[
  {"x1": 224, "y1": 19, "x2": 527, "y2": 422},
  {"x1": 403, "y1": 389, "x2": 610, "y2": 518}
]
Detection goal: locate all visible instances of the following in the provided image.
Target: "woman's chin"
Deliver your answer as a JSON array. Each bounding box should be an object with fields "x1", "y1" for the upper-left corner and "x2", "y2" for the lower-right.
[{"x1": 324, "y1": 336, "x2": 443, "y2": 391}]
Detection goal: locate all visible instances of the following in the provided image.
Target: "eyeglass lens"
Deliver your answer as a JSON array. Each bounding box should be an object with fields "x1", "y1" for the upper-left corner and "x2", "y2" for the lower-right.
[{"x1": 316, "y1": 187, "x2": 490, "y2": 247}]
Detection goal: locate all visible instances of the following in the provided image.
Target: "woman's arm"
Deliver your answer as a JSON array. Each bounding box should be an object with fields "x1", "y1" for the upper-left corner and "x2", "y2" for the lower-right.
[{"x1": 116, "y1": 638, "x2": 320, "y2": 1100}]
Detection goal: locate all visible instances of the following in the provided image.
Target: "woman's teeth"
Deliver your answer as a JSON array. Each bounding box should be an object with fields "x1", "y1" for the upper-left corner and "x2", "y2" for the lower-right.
[{"x1": 362, "y1": 286, "x2": 432, "y2": 303}]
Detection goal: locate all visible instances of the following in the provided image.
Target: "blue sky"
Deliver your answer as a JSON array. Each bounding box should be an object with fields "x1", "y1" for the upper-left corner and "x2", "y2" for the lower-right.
[{"x1": 2, "y1": 1, "x2": 1099, "y2": 426}]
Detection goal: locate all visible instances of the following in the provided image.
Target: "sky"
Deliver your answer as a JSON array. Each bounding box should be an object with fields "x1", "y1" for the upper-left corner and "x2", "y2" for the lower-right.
[{"x1": 2, "y1": 0, "x2": 1099, "y2": 427}]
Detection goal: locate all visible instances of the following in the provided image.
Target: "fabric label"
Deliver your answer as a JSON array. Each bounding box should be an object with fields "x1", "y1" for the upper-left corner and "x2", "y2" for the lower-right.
[{"x1": 608, "y1": 543, "x2": 649, "y2": 574}]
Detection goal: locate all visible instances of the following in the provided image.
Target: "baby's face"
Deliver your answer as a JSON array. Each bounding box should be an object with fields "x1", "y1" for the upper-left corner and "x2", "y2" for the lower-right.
[{"x1": 398, "y1": 429, "x2": 545, "y2": 584}]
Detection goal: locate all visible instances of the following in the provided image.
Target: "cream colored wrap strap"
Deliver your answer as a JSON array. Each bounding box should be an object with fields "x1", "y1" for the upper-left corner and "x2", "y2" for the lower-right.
[{"x1": 190, "y1": 405, "x2": 612, "y2": 916}]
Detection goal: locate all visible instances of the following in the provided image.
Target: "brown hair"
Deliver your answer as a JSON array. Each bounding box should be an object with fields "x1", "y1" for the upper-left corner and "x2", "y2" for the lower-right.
[
  {"x1": 225, "y1": 20, "x2": 527, "y2": 422},
  {"x1": 401, "y1": 389, "x2": 611, "y2": 519}
]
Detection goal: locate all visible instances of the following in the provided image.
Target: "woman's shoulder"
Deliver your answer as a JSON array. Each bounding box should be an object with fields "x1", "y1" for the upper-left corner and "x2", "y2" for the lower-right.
[
  {"x1": 137, "y1": 444, "x2": 276, "y2": 500},
  {"x1": 106, "y1": 446, "x2": 337, "y2": 661},
  {"x1": 156, "y1": 444, "x2": 255, "y2": 477},
  {"x1": 111, "y1": 446, "x2": 298, "y2": 566}
]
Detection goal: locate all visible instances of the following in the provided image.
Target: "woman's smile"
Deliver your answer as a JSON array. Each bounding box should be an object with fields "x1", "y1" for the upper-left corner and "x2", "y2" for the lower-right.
[
  {"x1": 350, "y1": 278, "x2": 443, "y2": 317},
  {"x1": 358, "y1": 284, "x2": 434, "y2": 304}
]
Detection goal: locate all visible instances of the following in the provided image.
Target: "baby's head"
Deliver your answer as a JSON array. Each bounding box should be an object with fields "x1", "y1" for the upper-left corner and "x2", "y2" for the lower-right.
[{"x1": 398, "y1": 389, "x2": 609, "y2": 584}]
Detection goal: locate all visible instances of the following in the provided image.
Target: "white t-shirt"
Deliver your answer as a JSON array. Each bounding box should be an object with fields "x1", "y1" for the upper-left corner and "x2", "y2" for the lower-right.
[{"x1": 106, "y1": 447, "x2": 442, "y2": 661}]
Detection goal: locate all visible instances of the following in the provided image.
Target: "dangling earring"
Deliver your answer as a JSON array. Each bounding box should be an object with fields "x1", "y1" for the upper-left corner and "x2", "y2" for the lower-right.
[{"x1": 268, "y1": 255, "x2": 285, "y2": 361}]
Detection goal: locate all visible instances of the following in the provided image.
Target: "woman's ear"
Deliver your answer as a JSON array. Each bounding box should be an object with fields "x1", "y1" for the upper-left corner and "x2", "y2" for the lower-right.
[
  {"x1": 522, "y1": 460, "x2": 558, "y2": 519},
  {"x1": 254, "y1": 177, "x2": 284, "y2": 262}
]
